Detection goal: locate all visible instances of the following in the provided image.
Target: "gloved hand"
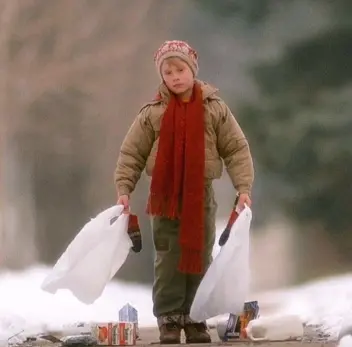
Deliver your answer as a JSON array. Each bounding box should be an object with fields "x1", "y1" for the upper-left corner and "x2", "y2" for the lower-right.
[
  {"x1": 127, "y1": 214, "x2": 142, "y2": 253},
  {"x1": 218, "y1": 194, "x2": 240, "y2": 246},
  {"x1": 110, "y1": 213, "x2": 142, "y2": 253}
]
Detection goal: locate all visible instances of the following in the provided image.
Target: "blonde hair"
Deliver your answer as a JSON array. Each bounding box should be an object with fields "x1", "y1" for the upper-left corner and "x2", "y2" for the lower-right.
[{"x1": 162, "y1": 57, "x2": 188, "y2": 69}]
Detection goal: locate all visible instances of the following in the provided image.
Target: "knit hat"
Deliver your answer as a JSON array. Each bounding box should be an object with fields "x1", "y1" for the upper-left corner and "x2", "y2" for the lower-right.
[{"x1": 154, "y1": 40, "x2": 199, "y2": 79}]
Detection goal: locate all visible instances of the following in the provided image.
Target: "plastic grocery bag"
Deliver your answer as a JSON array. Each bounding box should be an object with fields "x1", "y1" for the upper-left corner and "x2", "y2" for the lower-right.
[
  {"x1": 190, "y1": 205, "x2": 252, "y2": 322},
  {"x1": 41, "y1": 205, "x2": 132, "y2": 304}
]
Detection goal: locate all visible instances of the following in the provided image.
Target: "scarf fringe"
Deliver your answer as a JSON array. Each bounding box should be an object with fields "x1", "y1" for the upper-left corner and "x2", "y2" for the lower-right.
[
  {"x1": 178, "y1": 248, "x2": 203, "y2": 274},
  {"x1": 146, "y1": 194, "x2": 180, "y2": 219}
]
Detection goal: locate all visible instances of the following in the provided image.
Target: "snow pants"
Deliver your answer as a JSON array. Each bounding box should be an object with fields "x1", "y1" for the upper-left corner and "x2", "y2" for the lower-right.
[{"x1": 151, "y1": 183, "x2": 217, "y2": 323}]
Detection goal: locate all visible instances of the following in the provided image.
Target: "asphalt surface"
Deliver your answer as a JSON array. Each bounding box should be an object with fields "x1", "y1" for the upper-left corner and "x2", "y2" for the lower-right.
[{"x1": 136, "y1": 327, "x2": 337, "y2": 346}]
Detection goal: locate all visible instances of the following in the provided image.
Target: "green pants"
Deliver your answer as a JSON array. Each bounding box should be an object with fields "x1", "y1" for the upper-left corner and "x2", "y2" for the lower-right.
[{"x1": 151, "y1": 184, "x2": 217, "y2": 319}]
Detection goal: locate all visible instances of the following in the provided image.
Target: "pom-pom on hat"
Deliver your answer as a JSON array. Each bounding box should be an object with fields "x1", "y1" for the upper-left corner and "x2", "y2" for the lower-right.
[{"x1": 154, "y1": 40, "x2": 199, "y2": 79}]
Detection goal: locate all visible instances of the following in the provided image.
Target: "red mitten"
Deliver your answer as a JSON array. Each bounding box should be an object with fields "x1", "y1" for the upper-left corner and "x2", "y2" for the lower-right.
[
  {"x1": 128, "y1": 214, "x2": 142, "y2": 253},
  {"x1": 218, "y1": 194, "x2": 240, "y2": 246}
]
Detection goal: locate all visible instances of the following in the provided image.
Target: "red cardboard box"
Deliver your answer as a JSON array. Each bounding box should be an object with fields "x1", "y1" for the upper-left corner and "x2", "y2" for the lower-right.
[{"x1": 92, "y1": 322, "x2": 136, "y2": 346}]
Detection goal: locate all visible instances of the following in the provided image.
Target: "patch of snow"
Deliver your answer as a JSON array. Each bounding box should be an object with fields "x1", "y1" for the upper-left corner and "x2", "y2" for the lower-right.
[
  {"x1": 252, "y1": 274, "x2": 352, "y2": 340},
  {"x1": 338, "y1": 335, "x2": 352, "y2": 347},
  {"x1": 0, "y1": 265, "x2": 351, "y2": 342},
  {"x1": 0, "y1": 265, "x2": 154, "y2": 340}
]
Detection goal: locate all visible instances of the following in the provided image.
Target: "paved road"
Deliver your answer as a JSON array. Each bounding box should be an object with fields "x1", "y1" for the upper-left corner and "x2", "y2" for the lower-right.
[
  {"x1": 41, "y1": 326, "x2": 337, "y2": 347},
  {"x1": 137, "y1": 327, "x2": 337, "y2": 346}
]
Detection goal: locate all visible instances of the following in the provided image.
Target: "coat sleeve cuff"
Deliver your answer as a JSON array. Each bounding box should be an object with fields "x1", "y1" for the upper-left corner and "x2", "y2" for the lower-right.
[
  {"x1": 117, "y1": 185, "x2": 131, "y2": 197},
  {"x1": 235, "y1": 185, "x2": 252, "y2": 196}
]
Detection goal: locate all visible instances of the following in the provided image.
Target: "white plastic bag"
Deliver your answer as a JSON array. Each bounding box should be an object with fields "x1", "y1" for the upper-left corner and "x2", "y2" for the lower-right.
[
  {"x1": 41, "y1": 205, "x2": 132, "y2": 304},
  {"x1": 190, "y1": 205, "x2": 252, "y2": 322}
]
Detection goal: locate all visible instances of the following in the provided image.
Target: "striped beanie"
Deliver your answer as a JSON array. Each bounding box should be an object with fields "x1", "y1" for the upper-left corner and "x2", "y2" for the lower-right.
[{"x1": 154, "y1": 40, "x2": 199, "y2": 79}]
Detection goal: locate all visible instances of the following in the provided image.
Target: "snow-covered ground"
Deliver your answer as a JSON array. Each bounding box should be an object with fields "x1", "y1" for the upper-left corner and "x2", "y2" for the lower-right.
[
  {"x1": 0, "y1": 265, "x2": 154, "y2": 341},
  {"x1": 0, "y1": 219, "x2": 350, "y2": 344},
  {"x1": 1, "y1": 265, "x2": 352, "y2": 343},
  {"x1": 253, "y1": 273, "x2": 352, "y2": 341}
]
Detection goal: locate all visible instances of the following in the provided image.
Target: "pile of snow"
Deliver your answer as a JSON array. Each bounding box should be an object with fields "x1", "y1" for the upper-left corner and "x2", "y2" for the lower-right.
[
  {"x1": 252, "y1": 273, "x2": 352, "y2": 340},
  {"x1": 1, "y1": 266, "x2": 352, "y2": 342},
  {"x1": 0, "y1": 265, "x2": 153, "y2": 341},
  {"x1": 339, "y1": 335, "x2": 352, "y2": 347}
]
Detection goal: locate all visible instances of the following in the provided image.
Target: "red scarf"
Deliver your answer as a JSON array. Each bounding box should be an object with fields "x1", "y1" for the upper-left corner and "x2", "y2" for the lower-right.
[{"x1": 147, "y1": 82, "x2": 205, "y2": 274}]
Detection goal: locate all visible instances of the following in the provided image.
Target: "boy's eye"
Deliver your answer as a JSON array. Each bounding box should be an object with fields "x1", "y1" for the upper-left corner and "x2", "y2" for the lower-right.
[
  {"x1": 164, "y1": 71, "x2": 171, "y2": 75},
  {"x1": 178, "y1": 68, "x2": 184, "y2": 72}
]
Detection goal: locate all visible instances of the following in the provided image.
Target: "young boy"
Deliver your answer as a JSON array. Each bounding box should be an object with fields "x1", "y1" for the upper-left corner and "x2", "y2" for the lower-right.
[{"x1": 115, "y1": 40, "x2": 254, "y2": 344}]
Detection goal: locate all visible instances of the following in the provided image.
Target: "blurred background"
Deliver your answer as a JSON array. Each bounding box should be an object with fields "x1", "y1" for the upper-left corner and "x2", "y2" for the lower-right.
[{"x1": 0, "y1": 0, "x2": 351, "y2": 293}]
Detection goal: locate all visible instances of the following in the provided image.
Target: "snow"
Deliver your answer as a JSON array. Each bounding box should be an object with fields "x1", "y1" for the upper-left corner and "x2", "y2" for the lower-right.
[
  {"x1": 0, "y1": 265, "x2": 154, "y2": 343},
  {"x1": 0, "y1": 218, "x2": 350, "y2": 343},
  {"x1": 339, "y1": 335, "x2": 352, "y2": 347},
  {"x1": 253, "y1": 273, "x2": 352, "y2": 339},
  {"x1": 0, "y1": 265, "x2": 351, "y2": 343}
]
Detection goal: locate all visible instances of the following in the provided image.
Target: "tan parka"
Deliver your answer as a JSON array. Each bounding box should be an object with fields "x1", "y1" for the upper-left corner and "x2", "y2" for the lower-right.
[{"x1": 115, "y1": 80, "x2": 254, "y2": 197}]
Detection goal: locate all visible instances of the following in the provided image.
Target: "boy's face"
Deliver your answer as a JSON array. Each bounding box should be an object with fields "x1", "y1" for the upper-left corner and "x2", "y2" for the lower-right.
[{"x1": 161, "y1": 57, "x2": 194, "y2": 95}]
